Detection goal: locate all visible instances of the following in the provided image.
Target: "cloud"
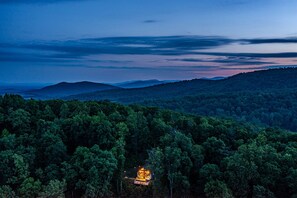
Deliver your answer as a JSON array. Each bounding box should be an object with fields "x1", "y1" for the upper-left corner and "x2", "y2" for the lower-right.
[
  {"x1": 0, "y1": 50, "x2": 58, "y2": 63},
  {"x1": 83, "y1": 35, "x2": 233, "y2": 50},
  {"x1": 242, "y1": 37, "x2": 297, "y2": 44},
  {"x1": 220, "y1": 65, "x2": 297, "y2": 70},
  {"x1": 1, "y1": 35, "x2": 297, "y2": 69},
  {"x1": 142, "y1": 20, "x2": 159, "y2": 23},
  {"x1": 85, "y1": 65, "x2": 220, "y2": 72},
  {"x1": 13, "y1": 36, "x2": 233, "y2": 58},
  {"x1": 214, "y1": 59, "x2": 275, "y2": 66},
  {"x1": 9, "y1": 36, "x2": 297, "y2": 59},
  {"x1": 89, "y1": 60, "x2": 133, "y2": 64},
  {"x1": 167, "y1": 57, "x2": 276, "y2": 66},
  {"x1": 197, "y1": 52, "x2": 297, "y2": 58}
]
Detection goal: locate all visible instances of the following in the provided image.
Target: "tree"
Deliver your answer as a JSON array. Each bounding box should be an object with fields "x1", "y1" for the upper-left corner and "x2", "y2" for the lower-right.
[
  {"x1": 164, "y1": 146, "x2": 191, "y2": 198},
  {"x1": 88, "y1": 113, "x2": 114, "y2": 149},
  {"x1": 8, "y1": 109, "x2": 31, "y2": 134},
  {"x1": 0, "y1": 151, "x2": 29, "y2": 185},
  {"x1": 189, "y1": 144, "x2": 204, "y2": 193},
  {"x1": 18, "y1": 177, "x2": 42, "y2": 198},
  {"x1": 224, "y1": 146, "x2": 259, "y2": 197},
  {"x1": 148, "y1": 131, "x2": 193, "y2": 197},
  {"x1": 191, "y1": 144, "x2": 204, "y2": 169},
  {"x1": 126, "y1": 111, "x2": 150, "y2": 160},
  {"x1": 44, "y1": 164, "x2": 62, "y2": 182},
  {"x1": 59, "y1": 103, "x2": 70, "y2": 119},
  {"x1": 1, "y1": 94, "x2": 25, "y2": 113},
  {"x1": 204, "y1": 180, "x2": 233, "y2": 198},
  {"x1": 38, "y1": 131, "x2": 67, "y2": 166},
  {"x1": 199, "y1": 164, "x2": 222, "y2": 182},
  {"x1": 252, "y1": 185, "x2": 276, "y2": 198},
  {"x1": 202, "y1": 137, "x2": 228, "y2": 164},
  {"x1": 64, "y1": 114, "x2": 92, "y2": 151},
  {"x1": 43, "y1": 105, "x2": 56, "y2": 121},
  {"x1": 224, "y1": 141, "x2": 281, "y2": 197},
  {"x1": 112, "y1": 122, "x2": 128, "y2": 195},
  {"x1": 150, "y1": 118, "x2": 172, "y2": 147},
  {"x1": 1, "y1": 128, "x2": 10, "y2": 137},
  {"x1": 0, "y1": 129, "x2": 16, "y2": 150},
  {"x1": 66, "y1": 145, "x2": 117, "y2": 197},
  {"x1": 40, "y1": 179, "x2": 66, "y2": 198},
  {"x1": 148, "y1": 147, "x2": 165, "y2": 196},
  {"x1": 286, "y1": 168, "x2": 297, "y2": 196},
  {"x1": 0, "y1": 185, "x2": 16, "y2": 198}
]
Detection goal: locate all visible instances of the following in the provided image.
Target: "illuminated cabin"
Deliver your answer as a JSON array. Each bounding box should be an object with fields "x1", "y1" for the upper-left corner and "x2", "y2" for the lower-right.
[{"x1": 134, "y1": 167, "x2": 152, "y2": 186}]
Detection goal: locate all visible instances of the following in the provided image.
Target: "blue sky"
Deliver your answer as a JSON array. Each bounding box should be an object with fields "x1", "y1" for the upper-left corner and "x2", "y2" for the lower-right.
[{"x1": 1, "y1": 0, "x2": 297, "y2": 83}]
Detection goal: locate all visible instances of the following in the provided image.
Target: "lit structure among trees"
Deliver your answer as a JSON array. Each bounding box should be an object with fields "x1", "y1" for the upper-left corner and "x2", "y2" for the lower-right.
[{"x1": 134, "y1": 167, "x2": 152, "y2": 186}]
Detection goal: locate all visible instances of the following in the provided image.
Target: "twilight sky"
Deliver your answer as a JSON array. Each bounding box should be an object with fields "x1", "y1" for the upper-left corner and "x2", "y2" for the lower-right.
[{"x1": 1, "y1": 0, "x2": 297, "y2": 83}]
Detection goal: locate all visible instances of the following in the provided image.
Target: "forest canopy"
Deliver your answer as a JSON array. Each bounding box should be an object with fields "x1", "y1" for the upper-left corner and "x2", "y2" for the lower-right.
[
  {"x1": 144, "y1": 89, "x2": 297, "y2": 132},
  {"x1": 0, "y1": 94, "x2": 297, "y2": 197}
]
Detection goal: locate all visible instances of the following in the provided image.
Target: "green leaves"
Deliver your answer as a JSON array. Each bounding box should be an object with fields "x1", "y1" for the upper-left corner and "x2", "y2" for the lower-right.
[
  {"x1": 0, "y1": 185, "x2": 16, "y2": 198},
  {"x1": 223, "y1": 141, "x2": 281, "y2": 197},
  {"x1": 204, "y1": 180, "x2": 233, "y2": 198},
  {"x1": 0, "y1": 151, "x2": 29, "y2": 185},
  {"x1": 202, "y1": 137, "x2": 228, "y2": 164},
  {"x1": 8, "y1": 109, "x2": 31, "y2": 134},
  {"x1": 18, "y1": 177, "x2": 42, "y2": 198},
  {"x1": 40, "y1": 179, "x2": 66, "y2": 198},
  {"x1": 0, "y1": 95, "x2": 297, "y2": 197},
  {"x1": 148, "y1": 131, "x2": 194, "y2": 197},
  {"x1": 199, "y1": 164, "x2": 222, "y2": 182},
  {"x1": 65, "y1": 145, "x2": 117, "y2": 197}
]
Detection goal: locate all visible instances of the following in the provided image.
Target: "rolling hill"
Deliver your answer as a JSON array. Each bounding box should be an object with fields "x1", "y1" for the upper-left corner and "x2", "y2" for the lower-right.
[
  {"x1": 113, "y1": 79, "x2": 177, "y2": 88},
  {"x1": 64, "y1": 68, "x2": 297, "y2": 131},
  {"x1": 65, "y1": 68, "x2": 297, "y2": 103},
  {"x1": 27, "y1": 81, "x2": 121, "y2": 99}
]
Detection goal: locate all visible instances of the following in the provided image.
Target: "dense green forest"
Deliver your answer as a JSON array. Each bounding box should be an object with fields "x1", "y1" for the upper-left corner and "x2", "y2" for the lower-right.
[
  {"x1": 64, "y1": 68, "x2": 297, "y2": 132},
  {"x1": 1, "y1": 95, "x2": 297, "y2": 197},
  {"x1": 145, "y1": 89, "x2": 297, "y2": 132}
]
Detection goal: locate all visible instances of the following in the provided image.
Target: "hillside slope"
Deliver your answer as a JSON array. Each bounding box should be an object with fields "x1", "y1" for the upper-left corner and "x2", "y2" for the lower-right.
[
  {"x1": 114, "y1": 79, "x2": 171, "y2": 88},
  {"x1": 144, "y1": 89, "x2": 297, "y2": 131},
  {"x1": 27, "y1": 81, "x2": 121, "y2": 99},
  {"x1": 66, "y1": 68, "x2": 297, "y2": 103}
]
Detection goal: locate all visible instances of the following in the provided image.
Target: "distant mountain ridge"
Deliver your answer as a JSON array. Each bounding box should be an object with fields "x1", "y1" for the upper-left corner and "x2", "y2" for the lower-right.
[
  {"x1": 27, "y1": 81, "x2": 120, "y2": 99},
  {"x1": 114, "y1": 79, "x2": 178, "y2": 88},
  {"x1": 200, "y1": 76, "x2": 226, "y2": 80},
  {"x1": 65, "y1": 68, "x2": 297, "y2": 103}
]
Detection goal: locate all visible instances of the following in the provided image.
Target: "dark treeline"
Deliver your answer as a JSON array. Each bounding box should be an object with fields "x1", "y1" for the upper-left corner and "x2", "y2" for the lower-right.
[
  {"x1": 144, "y1": 89, "x2": 297, "y2": 132},
  {"x1": 0, "y1": 95, "x2": 297, "y2": 197}
]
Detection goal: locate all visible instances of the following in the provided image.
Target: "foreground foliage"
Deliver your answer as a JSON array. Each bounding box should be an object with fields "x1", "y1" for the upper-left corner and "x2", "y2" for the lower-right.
[{"x1": 0, "y1": 95, "x2": 297, "y2": 197}]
